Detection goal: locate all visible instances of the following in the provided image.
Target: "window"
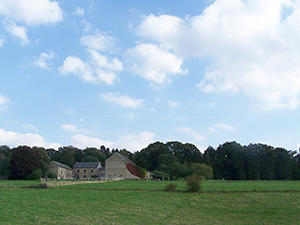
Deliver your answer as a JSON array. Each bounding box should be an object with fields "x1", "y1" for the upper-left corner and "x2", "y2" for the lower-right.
[
  {"x1": 83, "y1": 175, "x2": 86, "y2": 179},
  {"x1": 77, "y1": 170, "x2": 79, "y2": 173},
  {"x1": 113, "y1": 174, "x2": 117, "y2": 179},
  {"x1": 84, "y1": 169, "x2": 86, "y2": 173},
  {"x1": 91, "y1": 169, "x2": 93, "y2": 173},
  {"x1": 119, "y1": 174, "x2": 124, "y2": 180},
  {"x1": 61, "y1": 171, "x2": 63, "y2": 175}
]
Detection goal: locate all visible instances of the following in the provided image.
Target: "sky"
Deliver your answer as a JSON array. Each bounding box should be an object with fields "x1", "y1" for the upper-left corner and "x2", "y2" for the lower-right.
[{"x1": 1, "y1": 0, "x2": 300, "y2": 152}]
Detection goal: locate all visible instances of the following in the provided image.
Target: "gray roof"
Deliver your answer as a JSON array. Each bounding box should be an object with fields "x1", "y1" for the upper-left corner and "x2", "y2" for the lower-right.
[
  {"x1": 73, "y1": 162, "x2": 101, "y2": 169},
  {"x1": 52, "y1": 161, "x2": 72, "y2": 170}
]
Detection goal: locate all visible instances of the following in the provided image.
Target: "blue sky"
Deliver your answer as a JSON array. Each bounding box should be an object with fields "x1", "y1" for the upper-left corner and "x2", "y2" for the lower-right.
[{"x1": 0, "y1": 0, "x2": 300, "y2": 152}]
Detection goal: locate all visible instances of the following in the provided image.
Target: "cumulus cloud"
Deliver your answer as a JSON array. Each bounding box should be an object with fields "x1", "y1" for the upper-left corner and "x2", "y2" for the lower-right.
[
  {"x1": 178, "y1": 127, "x2": 206, "y2": 142},
  {"x1": 71, "y1": 131, "x2": 156, "y2": 152},
  {"x1": 210, "y1": 123, "x2": 237, "y2": 132},
  {"x1": 0, "y1": 0, "x2": 63, "y2": 26},
  {"x1": 101, "y1": 92, "x2": 143, "y2": 108},
  {"x1": 168, "y1": 100, "x2": 179, "y2": 107},
  {"x1": 4, "y1": 20, "x2": 29, "y2": 45},
  {"x1": 61, "y1": 124, "x2": 90, "y2": 134},
  {"x1": 116, "y1": 132, "x2": 156, "y2": 152},
  {"x1": 0, "y1": 128, "x2": 60, "y2": 149},
  {"x1": 22, "y1": 124, "x2": 38, "y2": 132},
  {"x1": 59, "y1": 55, "x2": 121, "y2": 85},
  {"x1": 0, "y1": 36, "x2": 5, "y2": 47},
  {"x1": 59, "y1": 32, "x2": 122, "y2": 85},
  {"x1": 126, "y1": 43, "x2": 187, "y2": 88},
  {"x1": 71, "y1": 134, "x2": 115, "y2": 149},
  {"x1": 73, "y1": 6, "x2": 85, "y2": 17},
  {"x1": 0, "y1": 95, "x2": 10, "y2": 110},
  {"x1": 80, "y1": 30, "x2": 117, "y2": 52},
  {"x1": 136, "y1": 0, "x2": 300, "y2": 109},
  {"x1": 27, "y1": 51, "x2": 55, "y2": 69}
]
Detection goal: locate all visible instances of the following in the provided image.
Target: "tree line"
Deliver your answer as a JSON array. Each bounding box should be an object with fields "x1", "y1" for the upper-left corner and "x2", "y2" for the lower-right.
[{"x1": 0, "y1": 141, "x2": 299, "y2": 180}]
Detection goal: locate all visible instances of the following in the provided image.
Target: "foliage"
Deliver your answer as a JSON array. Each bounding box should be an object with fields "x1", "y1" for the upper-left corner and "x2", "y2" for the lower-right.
[
  {"x1": 186, "y1": 173, "x2": 202, "y2": 192},
  {"x1": 126, "y1": 163, "x2": 146, "y2": 179},
  {"x1": 32, "y1": 147, "x2": 50, "y2": 177},
  {"x1": 47, "y1": 171, "x2": 57, "y2": 179},
  {"x1": 27, "y1": 169, "x2": 43, "y2": 180},
  {"x1": 9, "y1": 146, "x2": 41, "y2": 180},
  {"x1": 165, "y1": 183, "x2": 177, "y2": 192}
]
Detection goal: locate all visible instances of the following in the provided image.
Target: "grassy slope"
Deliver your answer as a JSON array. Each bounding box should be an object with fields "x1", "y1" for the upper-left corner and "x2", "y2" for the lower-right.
[{"x1": 0, "y1": 188, "x2": 299, "y2": 225}]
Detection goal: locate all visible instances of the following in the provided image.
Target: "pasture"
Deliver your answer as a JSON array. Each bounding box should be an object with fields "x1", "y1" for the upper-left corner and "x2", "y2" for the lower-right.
[
  {"x1": 0, "y1": 180, "x2": 300, "y2": 224},
  {"x1": 50, "y1": 179, "x2": 300, "y2": 192}
]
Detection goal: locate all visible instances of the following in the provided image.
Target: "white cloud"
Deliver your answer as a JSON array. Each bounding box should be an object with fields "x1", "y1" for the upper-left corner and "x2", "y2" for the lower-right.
[
  {"x1": 168, "y1": 100, "x2": 179, "y2": 107},
  {"x1": 73, "y1": 6, "x2": 85, "y2": 17},
  {"x1": 125, "y1": 43, "x2": 187, "y2": 88},
  {"x1": 4, "y1": 20, "x2": 29, "y2": 45},
  {"x1": 116, "y1": 132, "x2": 156, "y2": 152},
  {"x1": 71, "y1": 131, "x2": 156, "y2": 152},
  {"x1": 0, "y1": 36, "x2": 5, "y2": 47},
  {"x1": 136, "y1": 0, "x2": 300, "y2": 109},
  {"x1": 59, "y1": 55, "x2": 121, "y2": 85},
  {"x1": 61, "y1": 124, "x2": 90, "y2": 134},
  {"x1": 125, "y1": 112, "x2": 135, "y2": 120},
  {"x1": 101, "y1": 92, "x2": 143, "y2": 108},
  {"x1": 0, "y1": 128, "x2": 60, "y2": 149},
  {"x1": 71, "y1": 134, "x2": 115, "y2": 149},
  {"x1": 0, "y1": 0, "x2": 63, "y2": 26},
  {"x1": 29, "y1": 51, "x2": 54, "y2": 69},
  {"x1": 22, "y1": 124, "x2": 38, "y2": 132},
  {"x1": 80, "y1": 30, "x2": 117, "y2": 52},
  {"x1": 59, "y1": 31, "x2": 122, "y2": 85},
  {"x1": 210, "y1": 123, "x2": 237, "y2": 132},
  {"x1": 0, "y1": 95, "x2": 10, "y2": 110},
  {"x1": 178, "y1": 127, "x2": 206, "y2": 142}
]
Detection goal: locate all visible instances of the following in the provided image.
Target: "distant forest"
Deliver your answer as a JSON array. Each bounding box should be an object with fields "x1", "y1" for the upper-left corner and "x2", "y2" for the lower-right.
[{"x1": 1, "y1": 141, "x2": 300, "y2": 180}]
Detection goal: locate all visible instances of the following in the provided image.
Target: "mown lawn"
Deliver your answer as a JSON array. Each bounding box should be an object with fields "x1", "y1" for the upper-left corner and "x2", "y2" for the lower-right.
[
  {"x1": 51, "y1": 179, "x2": 300, "y2": 192},
  {"x1": 0, "y1": 180, "x2": 41, "y2": 188},
  {"x1": 0, "y1": 188, "x2": 299, "y2": 224}
]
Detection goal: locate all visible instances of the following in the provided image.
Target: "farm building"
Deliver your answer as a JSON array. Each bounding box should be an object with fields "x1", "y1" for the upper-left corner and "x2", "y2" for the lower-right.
[
  {"x1": 73, "y1": 162, "x2": 104, "y2": 180},
  {"x1": 48, "y1": 161, "x2": 73, "y2": 179},
  {"x1": 105, "y1": 152, "x2": 152, "y2": 180}
]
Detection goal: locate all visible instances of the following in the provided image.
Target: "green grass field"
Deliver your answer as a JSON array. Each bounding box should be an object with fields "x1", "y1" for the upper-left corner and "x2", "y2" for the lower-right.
[
  {"x1": 51, "y1": 179, "x2": 300, "y2": 192},
  {"x1": 1, "y1": 180, "x2": 300, "y2": 224}
]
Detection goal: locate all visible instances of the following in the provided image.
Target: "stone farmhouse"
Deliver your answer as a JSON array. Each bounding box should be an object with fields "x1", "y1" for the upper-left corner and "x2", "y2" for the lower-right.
[
  {"x1": 73, "y1": 162, "x2": 105, "y2": 180},
  {"x1": 105, "y1": 152, "x2": 152, "y2": 180},
  {"x1": 48, "y1": 161, "x2": 73, "y2": 179},
  {"x1": 48, "y1": 152, "x2": 152, "y2": 180}
]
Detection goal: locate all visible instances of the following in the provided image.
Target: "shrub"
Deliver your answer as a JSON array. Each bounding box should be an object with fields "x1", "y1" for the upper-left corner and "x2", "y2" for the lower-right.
[
  {"x1": 27, "y1": 169, "x2": 43, "y2": 180},
  {"x1": 165, "y1": 183, "x2": 177, "y2": 192},
  {"x1": 47, "y1": 171, "x2": 57, "y2": 179},
  {"x1": 186, "y1": 173, "x2": 202, "y2": 192}
]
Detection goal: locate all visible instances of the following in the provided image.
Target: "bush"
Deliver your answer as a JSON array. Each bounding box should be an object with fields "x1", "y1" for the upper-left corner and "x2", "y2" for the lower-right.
[
  {"x1": 47, "y1": 171, "x2": 57, "y2": 179},
  {"x1": 186, "y1": 173, "x2": 202, "y2": 192},
  {"x1": 165, "y1": 183, "x2": 177, "y2": 192},
  {"x1": 27, "y1": 169, "x2": 43, "y2": 180}
]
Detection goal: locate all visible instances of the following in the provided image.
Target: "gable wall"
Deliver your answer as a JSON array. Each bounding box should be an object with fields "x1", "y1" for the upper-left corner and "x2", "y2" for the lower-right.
[{"x1": 105, "y1": 154, "x2": 139, "y2": 180}]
